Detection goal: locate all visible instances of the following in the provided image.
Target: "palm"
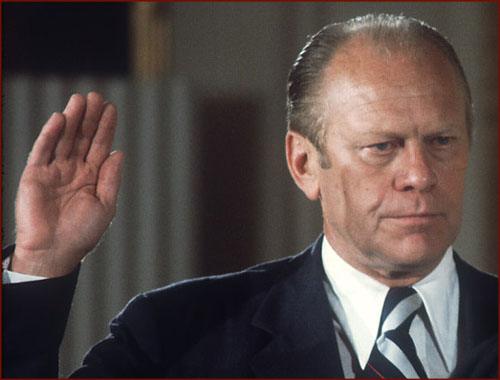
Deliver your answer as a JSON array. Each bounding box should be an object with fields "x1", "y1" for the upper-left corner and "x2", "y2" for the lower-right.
[
  {"x1": 18, "y1": 160, "x2": 102, "y2": 251},
  {"x1": 14, "y1": 93, "x2": 124, "y2": 277}
]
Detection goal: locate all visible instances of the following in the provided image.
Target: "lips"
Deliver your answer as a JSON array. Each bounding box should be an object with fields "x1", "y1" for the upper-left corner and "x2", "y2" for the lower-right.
[
  {"x1": 380, "y1": 213, "x2": 444, "y2": 228},
  {"x1": 386, "y1": 213, "x2": 442, "y2": 218}
]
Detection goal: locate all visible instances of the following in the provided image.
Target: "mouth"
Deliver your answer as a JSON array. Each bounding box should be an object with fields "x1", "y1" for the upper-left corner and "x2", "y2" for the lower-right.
[
  {"x1": 381, "y1": 213, "x2": 444, "y2": 227},
  {"x1": 387, "y1": 213, "x2": 442, "y2": 219}
]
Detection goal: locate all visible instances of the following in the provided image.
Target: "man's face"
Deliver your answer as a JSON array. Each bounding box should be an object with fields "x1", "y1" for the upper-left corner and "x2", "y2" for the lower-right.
[{"x1": 317, "y1": 40, "x2": 470, "y2": 282}]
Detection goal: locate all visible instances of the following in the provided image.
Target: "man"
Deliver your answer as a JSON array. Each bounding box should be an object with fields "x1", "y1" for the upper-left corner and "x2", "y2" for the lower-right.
[{"x1": 3, "y1": 14, "x2": 497, "y2": 378}]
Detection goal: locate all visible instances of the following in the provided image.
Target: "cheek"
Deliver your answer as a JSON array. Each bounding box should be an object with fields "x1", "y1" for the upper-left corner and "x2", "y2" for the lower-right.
[
  {"x1": 322, "y1": 164, "x2": 389, "y2": 225},
  {"x1": 436, "y1": 163, "x2": 467, "y2": 195},
  {"x1": 341, "y1": 165, "x2": 390, "y2": 214},
  {"x1": 439, "y1": 168, "x2": 467, "y2": 218}
]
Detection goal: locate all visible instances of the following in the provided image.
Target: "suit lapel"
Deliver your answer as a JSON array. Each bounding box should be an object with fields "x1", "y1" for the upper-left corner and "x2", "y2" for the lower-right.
[
  {"x1": 454, "y1": 252, "x2": 498, "y2": 358},
  {"x1": 249, "y1": 236, "x2": 345, "y2": 378}
]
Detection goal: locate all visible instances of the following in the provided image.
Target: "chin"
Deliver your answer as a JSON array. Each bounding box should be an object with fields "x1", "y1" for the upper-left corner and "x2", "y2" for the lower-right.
[{"x1": 377, "y1": 239, "x2": 450, "y2": 272}]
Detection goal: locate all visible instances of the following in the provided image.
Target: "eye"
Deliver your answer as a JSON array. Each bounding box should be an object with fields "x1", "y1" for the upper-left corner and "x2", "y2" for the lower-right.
[
  {"x1": 430, "y1": 136, "x2": 455, "y2": 147},
  {"x1": 361, "y1": 140, "x2": 398, "y2": 166},
  {"x1": 368, "y1": 141, "x2": 393, "y2": 152},
  {"x1": 436, "y1": 136, "x2": 450, "y2": 145}
]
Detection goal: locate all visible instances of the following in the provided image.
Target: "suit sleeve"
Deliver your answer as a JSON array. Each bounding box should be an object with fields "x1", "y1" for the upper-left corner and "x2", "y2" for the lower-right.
[
  {"x1": 2, "y1": 243, "x2": 168, "y2": 378},
  {"x1": 2, "y1": 244, "x2": 176, "y2": 378},
  {"x1": 2, "y1": 262, "x2": 79, "y2": 378},
  {"x1": 69, "y1": 293, "x2": 168, "y2": 378}
]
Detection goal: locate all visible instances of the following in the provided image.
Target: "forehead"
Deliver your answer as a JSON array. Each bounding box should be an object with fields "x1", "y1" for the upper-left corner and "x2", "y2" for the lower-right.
[
  {"x1": 319, "y1": 37, "x2": 466, "y2": 133},
  {"x1": 324, "y1": 35, "x2": 457, "y2": 81}
]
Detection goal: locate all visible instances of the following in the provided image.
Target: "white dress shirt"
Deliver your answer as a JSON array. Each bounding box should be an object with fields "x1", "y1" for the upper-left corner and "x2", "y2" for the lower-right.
[{"x1": 321, "y1": 236, "x2": 459, "y2": 378}]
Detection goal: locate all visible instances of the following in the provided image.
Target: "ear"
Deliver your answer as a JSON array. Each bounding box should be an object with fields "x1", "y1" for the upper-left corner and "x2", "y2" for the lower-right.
[{"x1": 286, "y1": 131, "x2": 321, "y2": 200}]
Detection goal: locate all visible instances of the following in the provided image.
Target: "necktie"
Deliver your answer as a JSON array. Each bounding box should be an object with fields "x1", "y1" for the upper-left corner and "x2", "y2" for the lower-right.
[{"x1": 362, "y1": 287, "x2": 427, "y2": 378}]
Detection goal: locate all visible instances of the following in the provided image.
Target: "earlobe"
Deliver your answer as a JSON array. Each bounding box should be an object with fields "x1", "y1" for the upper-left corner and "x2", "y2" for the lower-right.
[{"x1": 286, "y1": 131, "x2": 321, "y2": 201}]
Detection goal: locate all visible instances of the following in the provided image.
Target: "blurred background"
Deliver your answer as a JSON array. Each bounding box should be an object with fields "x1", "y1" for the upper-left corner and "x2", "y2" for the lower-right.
[{"x1": 2, "y1": 2, "x2": 498, "y2": 376}]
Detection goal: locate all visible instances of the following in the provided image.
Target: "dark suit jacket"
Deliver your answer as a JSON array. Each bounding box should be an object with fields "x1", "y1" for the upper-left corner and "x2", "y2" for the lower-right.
[{"x1": 2, "y1": 236, "x2": 498, "y2": 378}]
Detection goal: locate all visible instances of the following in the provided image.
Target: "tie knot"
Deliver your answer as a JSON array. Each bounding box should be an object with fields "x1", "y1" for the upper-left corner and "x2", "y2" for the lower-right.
[
  {"x1": 366, "y1": 287, "x2": 428, "y2": 378},
  {"x1": 379, "y1": 287, "x2": 422, "y2": 336}
]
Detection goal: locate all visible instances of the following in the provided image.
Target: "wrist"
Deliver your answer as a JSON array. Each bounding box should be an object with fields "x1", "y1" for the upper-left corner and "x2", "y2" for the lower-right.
[{"x1": 11, "y1": 247, "x2": 78, "y2": 278}]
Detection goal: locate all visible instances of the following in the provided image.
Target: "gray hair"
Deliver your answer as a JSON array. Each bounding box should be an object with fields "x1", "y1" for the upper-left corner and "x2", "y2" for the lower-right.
[{"x1": 286, "y1": 14, "x2": 473, "y2": 168}]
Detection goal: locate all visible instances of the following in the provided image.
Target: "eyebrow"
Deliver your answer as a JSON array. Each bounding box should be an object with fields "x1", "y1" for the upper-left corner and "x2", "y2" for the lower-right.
[{"x1": 354, "y1": 125, "x2": 464, "y2": 140}]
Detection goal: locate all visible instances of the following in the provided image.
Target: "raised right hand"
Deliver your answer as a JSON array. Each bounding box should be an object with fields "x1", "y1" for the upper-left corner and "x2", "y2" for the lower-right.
[{"x1": 11, "y1": 93, "x2": 125, "y2": 278}]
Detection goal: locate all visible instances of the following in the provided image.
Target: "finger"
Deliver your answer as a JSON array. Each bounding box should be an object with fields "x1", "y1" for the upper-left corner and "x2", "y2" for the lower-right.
[
  {"x1": 27, "y1": 112, "x2": 65, "y2": 166},
  {"x1": 85, "y1": 102, "x2": 118, "y2": 167},
  {"x1": 54, "y1": 94, "x2": 87, "y2": 159},
  {"x1": 96, "y1": 150, "x2": 125, "y2": 214},
  {"x1": 71, "y1": 92, "x2": 106, "y2": 160}
]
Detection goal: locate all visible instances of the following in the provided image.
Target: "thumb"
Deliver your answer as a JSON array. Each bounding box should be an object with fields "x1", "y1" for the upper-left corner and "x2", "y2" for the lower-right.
[{"x1": 96, "y1": 150, "x2": 125, "y2": 215}]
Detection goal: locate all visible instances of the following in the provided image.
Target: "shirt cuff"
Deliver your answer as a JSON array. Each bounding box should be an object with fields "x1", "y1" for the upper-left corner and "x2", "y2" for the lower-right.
[
  {"x1": 2, "y1": 245, "x2": 48, "y2": 283},
  {"x1": 3, "y1": 269, "x2": 47, "y2": 284}
]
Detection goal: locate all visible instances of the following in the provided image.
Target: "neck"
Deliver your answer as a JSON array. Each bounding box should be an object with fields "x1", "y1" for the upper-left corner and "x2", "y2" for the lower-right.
[{"x1": 323, "y1": 234, "x2": 442, "y2": 288}]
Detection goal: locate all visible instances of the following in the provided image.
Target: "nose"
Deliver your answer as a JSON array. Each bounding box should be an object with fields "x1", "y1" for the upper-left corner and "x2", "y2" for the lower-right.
[{"x1": 394, "y1": 144, "x2": 437, "y2": 192}]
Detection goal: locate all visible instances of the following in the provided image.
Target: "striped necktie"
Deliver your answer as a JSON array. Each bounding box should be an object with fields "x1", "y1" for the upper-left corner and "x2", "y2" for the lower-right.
[{"x1": 362, "y1": 287, "x2": 427, "y2": 378}]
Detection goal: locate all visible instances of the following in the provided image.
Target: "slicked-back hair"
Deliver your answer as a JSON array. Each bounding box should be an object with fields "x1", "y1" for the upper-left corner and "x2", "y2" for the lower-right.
[{"x1": 286, "y1": 14, "x2": 473, "y2": 168}]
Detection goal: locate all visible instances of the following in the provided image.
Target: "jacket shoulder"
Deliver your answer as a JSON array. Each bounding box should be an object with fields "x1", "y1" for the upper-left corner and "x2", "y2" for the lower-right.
[
  {"x1": 141, "y1": 245, "x2": 314, "y2": 318},
  {"x1": 75, "y1": 244, "x2": 318, "y2": 377},
  {"x1": 454, "y1": 251, "x2": 498, "y2": 293}
]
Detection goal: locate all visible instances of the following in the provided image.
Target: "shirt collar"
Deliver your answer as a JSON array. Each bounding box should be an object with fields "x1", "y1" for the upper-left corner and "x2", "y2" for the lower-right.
[
  {"x1": 412, "y1": 248, "x2": 459, "y2": 370},
  {"x1": 321, "y1": 236, "x2": 458, "y2": 368}
]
